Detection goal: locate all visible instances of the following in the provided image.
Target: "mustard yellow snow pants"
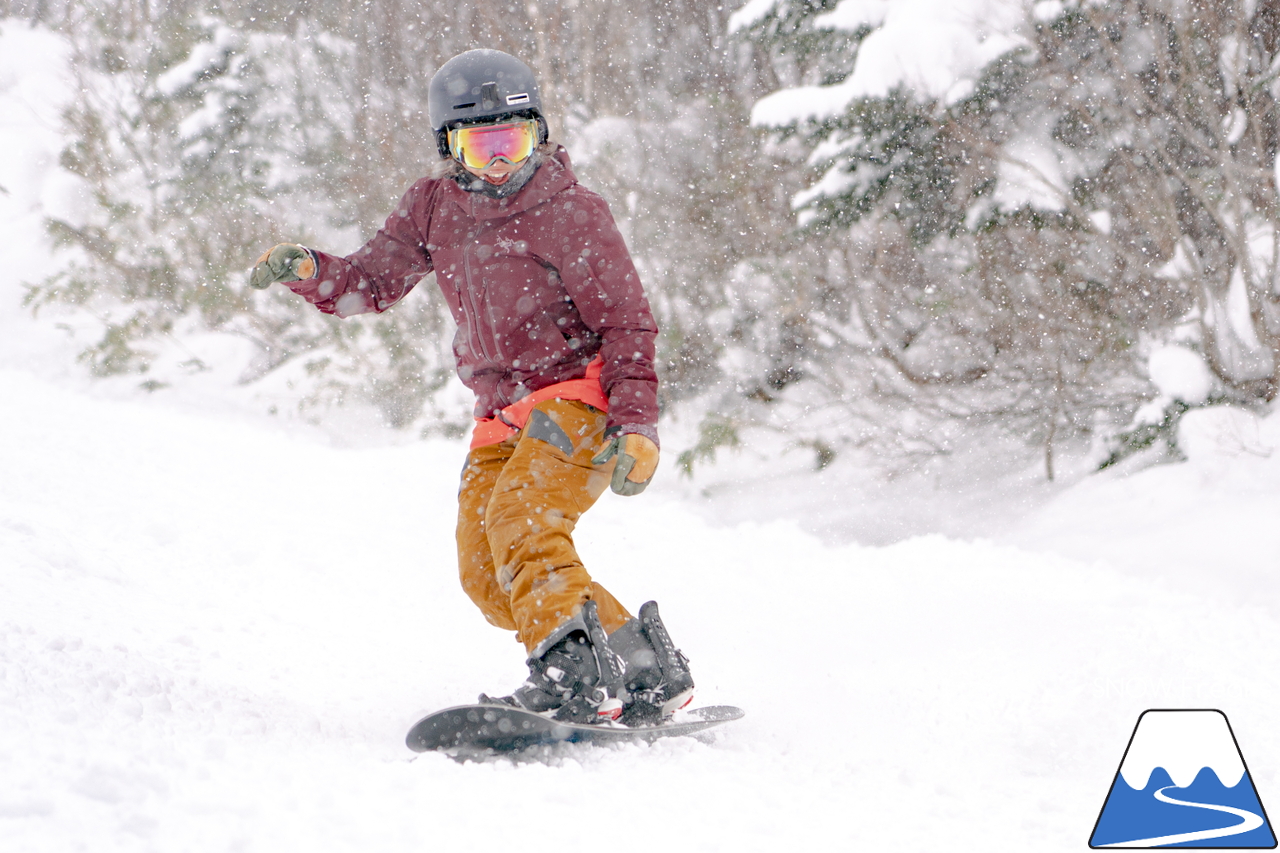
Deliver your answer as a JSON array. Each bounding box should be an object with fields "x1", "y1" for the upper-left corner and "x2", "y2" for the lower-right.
[{"x1": 456, "y1": 398, "x2": 633, "y2": 655}]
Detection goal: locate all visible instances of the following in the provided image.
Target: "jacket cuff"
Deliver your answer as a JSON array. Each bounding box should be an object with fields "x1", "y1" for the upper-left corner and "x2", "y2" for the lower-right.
[
  {"x1": 604, "y1": 423, "x2": 659, "y2": 449},
  {"x1": 301, "y1": 246, "x2": 319, "y2": 278}
]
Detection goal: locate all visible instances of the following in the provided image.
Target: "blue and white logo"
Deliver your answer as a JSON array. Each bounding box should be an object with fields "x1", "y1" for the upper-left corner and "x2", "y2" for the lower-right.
[{"x1": 1090, "y1": 710, "x2": 1276, "y2": 848}]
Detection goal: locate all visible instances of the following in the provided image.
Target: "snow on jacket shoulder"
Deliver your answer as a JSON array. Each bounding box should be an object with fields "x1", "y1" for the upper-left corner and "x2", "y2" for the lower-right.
[{"x1": 285, "y1": 147, "x2": 660, "y2": 444}]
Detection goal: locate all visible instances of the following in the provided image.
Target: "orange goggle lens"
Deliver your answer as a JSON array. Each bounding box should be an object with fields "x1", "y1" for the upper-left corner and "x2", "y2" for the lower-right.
[{"x1": 448, "y1": 120, "x2": 538, "y2": 170}]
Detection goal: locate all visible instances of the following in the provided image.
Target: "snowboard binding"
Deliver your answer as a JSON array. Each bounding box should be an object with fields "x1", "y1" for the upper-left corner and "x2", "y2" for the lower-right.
[
  {"x1": 480, "y1": 600, "x2": 626, "y2": 724},
  {"x1": 609, "y1": 600, "x2": 696, "y2": 725},
  {"x1": 481, "y1": 599, "x2": 695, "y2": 727}
]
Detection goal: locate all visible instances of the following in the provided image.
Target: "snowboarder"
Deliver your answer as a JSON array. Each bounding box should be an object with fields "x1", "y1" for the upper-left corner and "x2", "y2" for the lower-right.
[{"x1": 248, "y1": 49, "x2": 694, "y2": 725}]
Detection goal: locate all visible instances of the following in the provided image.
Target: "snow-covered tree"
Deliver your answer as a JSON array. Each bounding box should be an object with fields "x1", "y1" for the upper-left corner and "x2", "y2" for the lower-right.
[
  {"x1": 24, "y1": 9, "x2": 460, "y2": 429},
  {"x1": 734, "y1": 0, "x2": 1280, "y2": 476}
]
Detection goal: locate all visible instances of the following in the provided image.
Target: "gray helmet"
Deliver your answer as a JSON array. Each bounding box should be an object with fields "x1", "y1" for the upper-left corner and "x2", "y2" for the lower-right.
[{"x1": 428, "y1": 49, "x2": 548, "y2": 159}]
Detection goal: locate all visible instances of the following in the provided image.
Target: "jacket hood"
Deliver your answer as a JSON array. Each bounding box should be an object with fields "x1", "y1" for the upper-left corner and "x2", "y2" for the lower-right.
[{"x1": 440, "y1": 144, "x2": 578, "y2": 221}]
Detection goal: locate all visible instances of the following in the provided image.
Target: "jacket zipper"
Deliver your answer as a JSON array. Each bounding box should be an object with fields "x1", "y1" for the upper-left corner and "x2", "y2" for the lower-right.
[{"x1": 461, "y1": 226, "x2": 496, "y2": 364}]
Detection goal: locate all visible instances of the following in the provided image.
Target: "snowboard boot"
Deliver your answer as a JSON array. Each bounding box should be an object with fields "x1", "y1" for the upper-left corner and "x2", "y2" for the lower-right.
[
  {"x1": 479, "y1": 601, "x2": 625, "y2": 724},
  {"x1": 609, "y1": 600, "x2": 696, "y2": 726}
]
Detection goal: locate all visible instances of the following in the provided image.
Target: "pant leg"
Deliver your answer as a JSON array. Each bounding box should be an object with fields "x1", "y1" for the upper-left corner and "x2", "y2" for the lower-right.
[
  {"x1": 484, "y1": 399, "x2": 632, "y2": 654},
  {"x1": 456, "y1": 440, "x2": 520, "y2": 633}
]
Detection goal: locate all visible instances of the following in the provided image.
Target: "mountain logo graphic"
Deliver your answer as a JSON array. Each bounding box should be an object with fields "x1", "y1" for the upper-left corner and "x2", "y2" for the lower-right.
[{"x1": 1090, "y1": 710, "x2": 1276, "y2": 848}]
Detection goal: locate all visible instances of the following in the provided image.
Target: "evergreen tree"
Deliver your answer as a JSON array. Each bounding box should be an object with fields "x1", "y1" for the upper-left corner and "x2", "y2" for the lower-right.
[
  {"x1": 26, "y1": 8, "x2": 461, "y2": 431},
  {"x1": 734, "y1": 0, "x2": 1280, "y2": 476}
]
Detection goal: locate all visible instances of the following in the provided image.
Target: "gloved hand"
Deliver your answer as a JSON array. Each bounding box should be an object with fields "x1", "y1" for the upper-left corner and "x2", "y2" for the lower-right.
[
  {"x1": 592, "y1": 432, "x2": 659, "y2": 496},
  {"x1": 249, "y1": 243, "x2": 316, "y2": 289}
]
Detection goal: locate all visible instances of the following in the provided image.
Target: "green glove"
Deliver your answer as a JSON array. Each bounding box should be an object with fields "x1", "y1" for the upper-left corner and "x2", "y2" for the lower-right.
[{"x1": 249, "y1": 243, "x2": 316, "y2": 289}]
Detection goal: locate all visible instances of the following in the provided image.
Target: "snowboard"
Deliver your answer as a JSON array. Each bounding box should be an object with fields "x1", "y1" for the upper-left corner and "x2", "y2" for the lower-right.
[{"x1": 406, "y1": 703, "x2": 743, "y2": 754}]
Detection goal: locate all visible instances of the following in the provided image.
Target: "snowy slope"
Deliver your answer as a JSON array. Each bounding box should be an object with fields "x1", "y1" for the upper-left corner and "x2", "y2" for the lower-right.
[
  {"x1": 6, "y1": 363, "x2": 1280, "y2": 853},
  {"x1": 5, "y1": 17, "x2": 1280, "y2": 853},
  {"x1": 5, "y1": 361, "x2": 1280, "y2": 853}
]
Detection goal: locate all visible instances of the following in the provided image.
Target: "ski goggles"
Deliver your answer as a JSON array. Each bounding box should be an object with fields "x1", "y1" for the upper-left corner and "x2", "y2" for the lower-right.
[{"x1": 447, "y1": 119, "x2": 539, "y2": 170}]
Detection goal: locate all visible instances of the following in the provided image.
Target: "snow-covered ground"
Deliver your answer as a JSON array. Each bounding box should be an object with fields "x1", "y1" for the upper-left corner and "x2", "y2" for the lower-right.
[{"x1": 5, "y1": 17, "x2": 1280, "y2": 853}]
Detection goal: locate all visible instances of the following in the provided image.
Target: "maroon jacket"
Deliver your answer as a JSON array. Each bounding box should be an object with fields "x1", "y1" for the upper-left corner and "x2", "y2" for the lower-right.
[{"x1": 286, "y1": 147, "x2": 659, "y2": 444}]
